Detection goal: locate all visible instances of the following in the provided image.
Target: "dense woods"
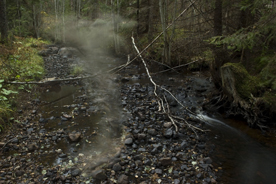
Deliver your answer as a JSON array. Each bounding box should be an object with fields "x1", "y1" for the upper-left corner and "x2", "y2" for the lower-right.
[
  {"x1": 1, "y1": 1, "x2": 276, "y2": 184},
  {"x1": 1, "y1": 0, "x2": 276, "y2": 126}
]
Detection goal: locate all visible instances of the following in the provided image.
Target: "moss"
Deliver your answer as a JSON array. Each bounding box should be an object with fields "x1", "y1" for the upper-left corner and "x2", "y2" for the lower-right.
[
  {"x1": 259, "y1": 56, "x2": 276, "y2": 90},
  {"x1": 262, "y1": 91, "x2": 276, "y2": 113},
  {"x1": 222, "y1": 62, "x2": 260, "y2": 100}
]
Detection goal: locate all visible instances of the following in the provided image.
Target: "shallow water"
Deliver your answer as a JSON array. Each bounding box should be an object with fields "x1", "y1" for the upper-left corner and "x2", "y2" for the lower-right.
[
  {"x1": 199, "y1": 113, "x2": 276, "y2": 184},
  {"x1": 36, "y1": 66, "x2": 276, "y2": 184},
  {"x1": 38, "y1": 84, "x2": 122, "y2": 166}
]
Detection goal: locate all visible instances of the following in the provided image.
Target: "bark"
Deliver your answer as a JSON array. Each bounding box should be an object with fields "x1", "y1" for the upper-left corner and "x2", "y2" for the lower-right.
[
  {"x1": 137, "y1": 0, "x2": 140, "y2": 34},
  {"x1": 147, "y1": 0, "x2": 153, "y2": 41},
  {"x1": 54, "y1": 0, "x2": 58, "y2": 42},
  {"x1": 159, "y1": 0, "x2": 170, "y2": 65},
  {"x1": 211, "y1": 0, "x2": 227, "y2": 88},
  {"x1": 214, "y1": 0, "x2": 222, "y2": 36},
  {"x1": 62, "y1": 0, "x2": 65, "y2": 43},
  {"x1": 0, "y1": 0, "x2": 8, "y2": 43}
]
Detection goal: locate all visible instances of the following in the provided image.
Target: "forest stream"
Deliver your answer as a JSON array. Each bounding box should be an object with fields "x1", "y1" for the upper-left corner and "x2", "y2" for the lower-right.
[{"x1": 1, "y1": 46, "x2": 276, "y2": 184}]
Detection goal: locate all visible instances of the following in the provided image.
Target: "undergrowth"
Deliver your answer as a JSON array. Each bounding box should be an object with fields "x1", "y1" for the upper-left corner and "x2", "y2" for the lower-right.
[{"x1": 0, "y1": 37, "x2": 49, "y2": 131}]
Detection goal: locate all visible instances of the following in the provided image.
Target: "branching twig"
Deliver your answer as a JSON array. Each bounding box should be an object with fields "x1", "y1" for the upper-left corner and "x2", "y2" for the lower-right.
[
  {"x1": 0, "y1": 136, "x2": 18, "y2": 151},
  {"x1": 112, "y1": 1, "x2": 196, "y2": 74},
  {"x1": 132, "y1": 36, "x2": 207, "y2": 133}
]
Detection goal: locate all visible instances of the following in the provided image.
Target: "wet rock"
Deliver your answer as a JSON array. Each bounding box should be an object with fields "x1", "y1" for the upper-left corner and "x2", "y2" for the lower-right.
[
  {"x1": 62, "y1": 113, "x2": 72, "y2": 119},
  {"x1": 155, "y1": 169, "x2": 162, "y2": 175},
  {"x1": 163, "y1": 122, "x2": 172, "y2": 128},
  {"x1": 163, "y1": 129, "x2": 173, "y2": 138},
  {"x1": 117, "y1": 174, "x2": 129, "y2": 184},
  {"x1": 148, "y1": 129, "x2": 157, "y2": 136},
  {"x1": 113, "y1": 163, "x2": 122, "y2": 172},
  {"x1": 27, "y1": 143, "x2": 38, "y2": 151},
  {"x1": 58, "y1": 47, "x2": 80, "y2": 58},
  {"x1": 204, "y1": 157, "x2": 212, "y2": 164},
  {"x1": 71, "y1": 168, "x2": 81, "y2": 177},
  {"x1": 27, "y1": 128, "x2": 34, "y2": 134},
  {"x1": 174, "y1": 179, "x2": 180, "y2": 184},
  {"x1": 39, "y1": 117, "x2": 48, "y2": 123},
  {"x1": 91, "y1": 169, "x2": 107, "y2": 180},
  {"x1": 59, "y1": 153, "x2": 67, "y2": 158},
  {"x1": 137, "y1": 133, "x2": 146, "y2": 140},
  {"x1": 38, "y1": 49, "x2": 51, "y2": 56},
  {"x1": 197, "y1": 143, "x2": 206, "y2": 149},
  {"x1": 160, "y1": 157, "x2": 172, "y2": 166},
  {"x1": 11, "y1": 138, "x2": 19, "y2": 143},
  {"x1": 137, "y1": 148, "x2": 146, "y2": 152},
  {"x1": 196, "y1": 173, "x2": 203, "y2": 179},
  {"x1": 68, "y1": 131, "x2": 81, "y2": 142},
  {"x1": 15, "y1": 170, "x2": 24, "y2": 177},
  {"x1": 211, "y1": 178, "x2": 217, "y2": 183},
  {"x1": 124, "y1": 138, "x2": 133, "y2": 145},
  {"x1": 180, "y1": 140, "x2": 187, "y2": 149}
]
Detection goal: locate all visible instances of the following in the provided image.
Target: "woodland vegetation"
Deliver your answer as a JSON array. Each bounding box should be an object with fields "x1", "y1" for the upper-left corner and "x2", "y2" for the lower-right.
[{"x1": 1, "y1": 0, "x2": 276, "y2": 129}]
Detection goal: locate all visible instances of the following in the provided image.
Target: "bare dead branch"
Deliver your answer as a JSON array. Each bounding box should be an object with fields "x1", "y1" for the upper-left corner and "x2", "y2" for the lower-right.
[{"x1": 112, "y1": 1, "x2": 196, "y2": 74}]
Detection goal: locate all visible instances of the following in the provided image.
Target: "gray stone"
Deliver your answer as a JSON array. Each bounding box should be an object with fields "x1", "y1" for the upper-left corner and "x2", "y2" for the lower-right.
[
  {"x1": 148, "y1": 129, "x2": 157, "y2": 136},
  {"x1": 15, "y1": 170, "x2": 24, "y2": 177},
  {"x1": 174, "y1": 179, "x2": 180, "y2": 184},
  {"x1": 155, "y1": 169, "x2": 162, "y2": 175},
  {"x1": 68, "y1": 131, "x2": 81, "y2": 142},
  {"x1": 137, "y1": 148, "x2": 146, "y2": 152},
  {"x1": 163, "y1": 122, "x2": 172, "y2": 128},
  {"x1": 137, "y1": 133, "x2": 146, "y2": 140},
  {"x1": 204, "y1": 157, "x2": 212, "y2": 164},
  {"x1": 27, "y1": 143, "x2": 38, "y2": 151},
  {"x1": 71, "y1": 169, "x2": 81, "y2": 176},
  {"x1": 164, "y1": 129, "x2": 173, "y2": 138},
  {"x1": 113, "y1": 163, "x2": 122, "y2": 172},
  {"x1": 59, "y1": 153, "x2": 67, "y2": 158},
  {"x1": 117, "y1": 174, "x2": 129, "y2": 184},
  {"x1": 124, "y1": 138, "x2": 133, "y2": 145},
  {"x1": 91, "y1": 169, "x2": 107, "y2": 180},
  {"x1": 160, "y1": 157, "x2": 172, "y2": 166}
]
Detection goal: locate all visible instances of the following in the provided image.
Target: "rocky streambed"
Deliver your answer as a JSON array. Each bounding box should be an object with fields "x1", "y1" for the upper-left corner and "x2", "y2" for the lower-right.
[{"x1": 0, "y1": 46, "x2": 220, "y2": 184}]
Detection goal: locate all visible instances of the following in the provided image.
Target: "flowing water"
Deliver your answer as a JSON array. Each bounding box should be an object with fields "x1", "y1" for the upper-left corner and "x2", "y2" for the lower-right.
[
  {"x1": 36, "y1": 66, "x2": 276, "y2": 183},
  {"x1": 199, "y1": 113, "x2": 276, "y2": 184}
]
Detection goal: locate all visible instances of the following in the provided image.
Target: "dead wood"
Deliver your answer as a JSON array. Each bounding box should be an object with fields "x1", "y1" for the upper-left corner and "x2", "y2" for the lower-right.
[{"x1": 131, "y1": 36, "x2": 207, "y2": 134}]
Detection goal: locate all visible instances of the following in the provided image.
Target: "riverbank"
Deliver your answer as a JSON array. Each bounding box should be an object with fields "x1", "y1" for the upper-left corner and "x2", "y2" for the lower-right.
[{"x1": 0, "y1": 46, "x2": 220, "y2": 183}]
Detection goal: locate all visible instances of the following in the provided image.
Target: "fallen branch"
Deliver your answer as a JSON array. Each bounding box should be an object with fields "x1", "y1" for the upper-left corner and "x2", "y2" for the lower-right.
[
  {"x1": 0, "y1": 137, "x2": 18, "y2": 151},
  {"x1": 6, "y1": 73, "x2": 101, "y2": 85},
  {"x1": 152, "y1": 60, "x2": 199, "y2": 75},
  {"x1": 131, "y1": 36, "x2": 207, "y2": 134}
]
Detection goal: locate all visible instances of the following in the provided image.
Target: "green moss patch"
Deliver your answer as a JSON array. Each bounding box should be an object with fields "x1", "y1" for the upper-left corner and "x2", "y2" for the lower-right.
[{"x1": 222, "y1": 62, "x2": 260, "y2": 100}]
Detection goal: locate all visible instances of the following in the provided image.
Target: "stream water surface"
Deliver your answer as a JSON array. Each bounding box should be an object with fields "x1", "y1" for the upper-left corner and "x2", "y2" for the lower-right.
[{"x1": 35, "y1": 63, "x2": 276, "y2": 183}]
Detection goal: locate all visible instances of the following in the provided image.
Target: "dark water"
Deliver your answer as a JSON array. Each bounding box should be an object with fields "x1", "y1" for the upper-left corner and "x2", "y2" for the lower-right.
[
  {"x1": 37, "y1": 69, "x2": 276, "y2": 183},
  {"x1": 199, "y1": 113, "x2": 276, "y2": 184},
  {"x1": 38, "y1": 84, "x2": 122, "y2": 166}
]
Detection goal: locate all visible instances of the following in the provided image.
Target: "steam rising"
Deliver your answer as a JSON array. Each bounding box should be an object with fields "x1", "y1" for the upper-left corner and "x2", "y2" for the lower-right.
[{"x1": 51, "y1": 16, "x2": 135, "y2": 171}]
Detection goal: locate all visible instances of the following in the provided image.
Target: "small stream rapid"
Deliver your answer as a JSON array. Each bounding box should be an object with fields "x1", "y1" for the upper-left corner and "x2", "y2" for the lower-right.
[
  {"x1": 29, "y1": 50, "x2": 276, "y2": 183},
  {"x1": 199, "y1": 113, "x2": 276, "y2": 184}
]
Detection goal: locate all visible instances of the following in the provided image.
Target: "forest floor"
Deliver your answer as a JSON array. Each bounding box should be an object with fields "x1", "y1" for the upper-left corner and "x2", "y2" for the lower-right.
[{"x1": 0, "y1": 45, "x2": 221, "y2": 184}]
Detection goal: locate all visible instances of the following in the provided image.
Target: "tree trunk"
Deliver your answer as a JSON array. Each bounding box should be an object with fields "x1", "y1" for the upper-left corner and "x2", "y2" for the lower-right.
[
  {"x1": 137, "y1": 0, "x2": 140, "y2": 35},
  {"x1": 159, "y1": 0, "x2": 170, "y2": 65},
  {"x1": 54, "y1": 0, "x2": 58, "y2": 42},
  {"x1": 62, "y1": 0, "x2": 65, "y2": 43},
  {"x1": 0, "y1": 0, "x2": 8, "y2": 43},
  {"x1": 147, "y1": 0, "x2": 153, "y2": 41},
  {"x1": 214, "y1": 0, "x2": 222, "y2": 36},
  {"x1": 17, "y1": 0, "x2": 22, "y2": 37},
  {"x1": 211, "y1": 0, "x2": 226, "y2": 87}
]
